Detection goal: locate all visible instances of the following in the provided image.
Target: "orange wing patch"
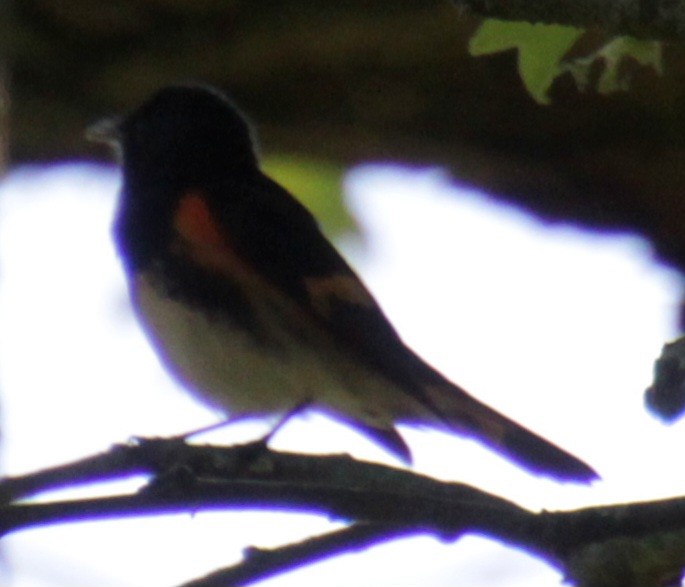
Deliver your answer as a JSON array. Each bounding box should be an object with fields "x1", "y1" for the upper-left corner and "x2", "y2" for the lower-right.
[
  {"x1": 174, "y1": 191, "x2": 226, "y2": 247},
  {"x1": 174, "y1": 192, "x2": 376, "y2": 320},
  {"x1": 305, "y1": 274, "x2": 376, "y2": 317},
  {"x1": 173, "y1": 191, "x2": 253, "y2": 278}
]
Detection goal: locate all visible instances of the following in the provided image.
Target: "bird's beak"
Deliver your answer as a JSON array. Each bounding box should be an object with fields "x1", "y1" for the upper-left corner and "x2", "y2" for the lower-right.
[{"x1": 86, "y1": 116, "x2": 123, "y2": 146}]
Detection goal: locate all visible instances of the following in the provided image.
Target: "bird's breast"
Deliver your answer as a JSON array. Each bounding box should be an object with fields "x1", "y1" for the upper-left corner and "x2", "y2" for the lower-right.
[{"x1": 128, "y1": 271, "x2": 404, "y2": 424}]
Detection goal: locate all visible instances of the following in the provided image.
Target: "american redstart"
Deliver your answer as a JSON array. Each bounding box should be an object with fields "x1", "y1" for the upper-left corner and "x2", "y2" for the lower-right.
[{"x1": 90, "y1": 85, "x2": 597, "y2": 482}]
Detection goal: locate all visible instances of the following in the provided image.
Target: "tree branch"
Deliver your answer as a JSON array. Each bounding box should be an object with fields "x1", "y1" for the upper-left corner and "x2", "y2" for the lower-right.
[
  {"x1": 178, "y1": 523, "x2": 419, "y2": 587},
  {"x1": 2, "y1": 438, "x2": 685, "y2": 586},
  {"x1": 452, "y1": 0, "x2": 685, "y2": 40}
]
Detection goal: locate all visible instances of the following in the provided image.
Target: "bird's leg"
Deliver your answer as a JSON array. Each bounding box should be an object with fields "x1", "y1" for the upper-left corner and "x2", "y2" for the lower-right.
[
  {"x1": 168, "y1": 400, "x2": 311, "y2": 448},
  {"x1": 258, "y1": 400, "x2": 312, "y2": 447},
  {"x1": 176, "y1": 413, "x2": 253, "y2": 441}
]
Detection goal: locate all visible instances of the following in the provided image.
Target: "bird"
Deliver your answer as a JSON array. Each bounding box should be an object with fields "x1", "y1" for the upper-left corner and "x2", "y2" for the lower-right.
[{"x1": 90, "y1": 84, "x2": 597, "y2": 482}]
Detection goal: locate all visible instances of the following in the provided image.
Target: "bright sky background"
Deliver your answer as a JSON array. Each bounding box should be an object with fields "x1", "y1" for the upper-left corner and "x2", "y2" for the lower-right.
[{"x1": 0, "y1": 163, "x2": 684, "y2": 586}]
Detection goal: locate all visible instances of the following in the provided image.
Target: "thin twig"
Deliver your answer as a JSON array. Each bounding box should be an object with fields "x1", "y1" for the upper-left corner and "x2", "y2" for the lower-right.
[{"x1": 178, "y1": 523, "x2": 418, "y2": 587}]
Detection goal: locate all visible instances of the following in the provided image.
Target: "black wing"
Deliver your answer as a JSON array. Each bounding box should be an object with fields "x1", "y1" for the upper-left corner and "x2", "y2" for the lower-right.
[{"x1": 207, "y1": 173, "x2": 435, "y2": 394}]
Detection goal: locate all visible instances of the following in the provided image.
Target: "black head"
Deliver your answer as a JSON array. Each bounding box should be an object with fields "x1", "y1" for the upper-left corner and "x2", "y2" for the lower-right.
[
  {"x1": 105, "y1": 85, "x2": 259, "y2": 191},
  {"x1": 102, "y1": 86, "x2": 260, "y2": 271}
]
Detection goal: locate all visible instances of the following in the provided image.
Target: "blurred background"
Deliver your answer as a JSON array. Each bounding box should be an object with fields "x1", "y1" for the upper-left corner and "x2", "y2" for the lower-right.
[{"x1": 2, "y1": 1, "x2": 685, "y2": 585}]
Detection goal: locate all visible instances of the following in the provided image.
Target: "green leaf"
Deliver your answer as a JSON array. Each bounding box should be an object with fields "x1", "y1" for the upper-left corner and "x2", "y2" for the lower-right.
[
  {"x1": 469, "y1": 20, "x2": 583, "y2": 104},
  {"x1": 564, "y1": 37, "x2": 662, "y2": 94},
  {"x1": 262, "y1": 154, "x2": 358, "y2": 239}
]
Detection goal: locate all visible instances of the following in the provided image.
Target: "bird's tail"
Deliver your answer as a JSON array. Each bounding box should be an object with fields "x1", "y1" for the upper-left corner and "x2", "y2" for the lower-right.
[{"x1": 420, "y1": 381, "x2": 598, "y2": 482}]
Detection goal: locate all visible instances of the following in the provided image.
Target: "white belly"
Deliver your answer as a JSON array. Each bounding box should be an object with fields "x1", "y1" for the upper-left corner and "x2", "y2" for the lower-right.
[{"x1": 130, "y1": 273, "x2": 402, "y2": 425}]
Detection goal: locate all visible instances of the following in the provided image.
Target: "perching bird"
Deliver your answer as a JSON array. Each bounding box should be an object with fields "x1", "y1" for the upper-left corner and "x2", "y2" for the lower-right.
[{"x1": 92, "y1": 85, "x2": 597, "y2": 482}]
